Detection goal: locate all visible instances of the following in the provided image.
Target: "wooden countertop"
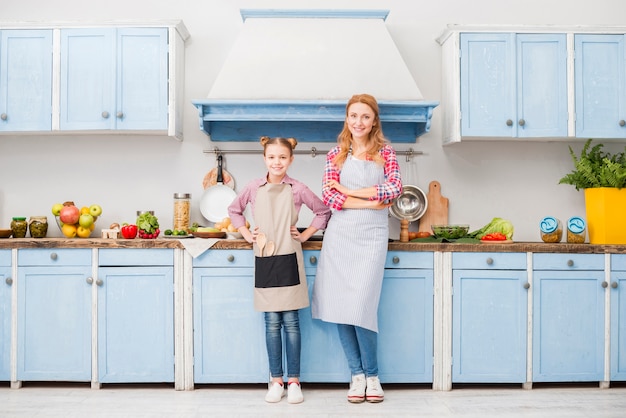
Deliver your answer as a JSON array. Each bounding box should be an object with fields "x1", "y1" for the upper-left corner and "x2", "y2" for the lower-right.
[{"x1": 3, "y1": 238, "x2": 626, "y2": 254}]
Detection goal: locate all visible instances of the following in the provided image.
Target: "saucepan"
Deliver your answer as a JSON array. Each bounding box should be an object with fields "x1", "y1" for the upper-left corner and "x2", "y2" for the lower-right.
[
  {"x1": 389, "y1": 185, "x2": 428, "y2": 222},
  {"x1": 199, "y1": 155, "x2": 238, "y2": 223}
]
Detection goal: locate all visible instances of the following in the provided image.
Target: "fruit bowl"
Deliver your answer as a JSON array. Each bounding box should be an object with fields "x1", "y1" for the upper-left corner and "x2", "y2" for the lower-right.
[
  {"x1": 56, "y1": 215, "x2": 98, "y2": 238},
  {"x1": 431, "y1": 224, "x2": 470, "y2": 239}
]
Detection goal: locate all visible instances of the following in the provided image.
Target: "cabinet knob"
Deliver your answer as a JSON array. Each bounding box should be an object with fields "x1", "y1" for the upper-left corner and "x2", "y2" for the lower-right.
[
  {"x1": 486, "y1": 257, "x2": 494, "y2": 265},
  {"x1": 523, "y1": 282, "x2": 530, "y2": 289},
  {"x1": 227, "y1": 254, "x2": 235, "y2": 262},
  {"x1": 506, "y1": 119, "x2": 513, "y2": 126},
  {"x1": 392, "y1": 256, "x2": 400, "y2": 264},
  {"x1": 0, "y1": 113, "x2": 7, "y2": 121},
  {"x1": 116, "y1": 111, "x2": 124, "y2": 119},
  {"x1": 612, "y1": 281, "x2": 619, "y2": 289},
  {"x1": 309, "y1": 255, "x2": 317, "y2": 265},
  {"x1": 602, "y1": 281, "x2": 609, "y2": 288},
  {"x1": 101, "y1": 111, "x2": 110, "y2": 119},
  {"x1": 620, "y1": 120, "x2": 625, "y2": 127},
  {"x1": 567, "y1": 259, "x2": 574, "y2": 267},
  {"x1": 518, "y1": 119, "x2": 525, "y2": 126},
  {"x1": 96, "y1": 279, "x2": 103, "y2": 286},
  {"x1": 50, "y1": 253, "x2": 58, "y2": 260},
  {"x1": 5, "y1": 277, "x2": 12, "y2": 285},
  {"x1": 86, "y1": 277, "x2": 93, "y2": 284}
]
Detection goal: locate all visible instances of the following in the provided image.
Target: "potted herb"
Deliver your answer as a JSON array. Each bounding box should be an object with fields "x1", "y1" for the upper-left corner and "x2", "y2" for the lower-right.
[{"x1": 559, "y1": 138, "x2": 626, "y2": 244}]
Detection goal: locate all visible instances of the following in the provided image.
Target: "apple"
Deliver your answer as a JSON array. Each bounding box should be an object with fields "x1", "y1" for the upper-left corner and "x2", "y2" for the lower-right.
[
  {"x1": 76, "y1": 225, "x2": 91, "y2": 238},
  {"x1": 60, "y1": 205, "x2": 80, "y2": 224},
  {"x1": 79, "y1": 213, "x2": 94, "y2": 228},
  {"x1": 51, "y1": 203, "x2": 63, "y2": 216},
  {"x1": 89, "y1": 204, "x2": 103, "y2": 217}
]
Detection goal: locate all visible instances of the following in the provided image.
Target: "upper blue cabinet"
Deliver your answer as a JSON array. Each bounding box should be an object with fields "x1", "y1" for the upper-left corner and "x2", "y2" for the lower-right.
[
  {"x1": 575, "y1": 34, "x2": 626, "y2": 139},
  {"x1": 0, "y1": 30, "x2": 53, "y2": 132}
]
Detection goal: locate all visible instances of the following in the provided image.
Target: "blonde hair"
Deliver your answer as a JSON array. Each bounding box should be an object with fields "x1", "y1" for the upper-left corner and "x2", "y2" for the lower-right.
[
  {"x1": 333, "y1": 94, "x2": 387, "y2": 167},
  {"x1": 260, "y1": 136, "x2": 298, "y2": 155}
]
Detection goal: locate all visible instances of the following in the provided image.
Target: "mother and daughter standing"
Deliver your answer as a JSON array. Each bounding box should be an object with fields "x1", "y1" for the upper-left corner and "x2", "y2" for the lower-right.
[{"x1": 228, "y1": 93, "x2": 402, "y2": 404}]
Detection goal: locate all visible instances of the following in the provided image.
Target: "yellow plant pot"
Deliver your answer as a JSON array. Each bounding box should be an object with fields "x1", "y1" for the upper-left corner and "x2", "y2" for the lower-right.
[{"x1": 584, "y1": 187, "x2": 626, "y2": 244}]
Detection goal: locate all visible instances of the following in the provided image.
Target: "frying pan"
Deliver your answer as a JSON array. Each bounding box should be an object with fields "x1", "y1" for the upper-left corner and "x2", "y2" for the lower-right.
[{"x1": 199, "y1": 155, "x2": 238, "y2": 223}]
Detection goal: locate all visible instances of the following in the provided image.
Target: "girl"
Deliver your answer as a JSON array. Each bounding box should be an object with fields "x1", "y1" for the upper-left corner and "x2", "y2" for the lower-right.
[{"x1": 228, "y1": 136, "x2": 331, "y2": 404}]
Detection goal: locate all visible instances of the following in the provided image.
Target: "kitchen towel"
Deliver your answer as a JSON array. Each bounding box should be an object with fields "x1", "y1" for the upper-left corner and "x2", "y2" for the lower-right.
[{"x1": 179, "y1": 238, "x2": 220, "y2": 258}]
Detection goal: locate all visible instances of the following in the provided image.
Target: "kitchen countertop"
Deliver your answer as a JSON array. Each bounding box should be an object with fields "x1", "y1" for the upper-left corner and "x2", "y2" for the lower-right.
[{"x1": 2, "y1": 238, "x2": 626, "y2": 253}]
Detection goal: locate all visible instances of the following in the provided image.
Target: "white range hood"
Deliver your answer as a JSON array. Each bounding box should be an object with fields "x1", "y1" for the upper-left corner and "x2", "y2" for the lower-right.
[{"x1": 193, "y1": 9, "x2": 438, "y2": 142}]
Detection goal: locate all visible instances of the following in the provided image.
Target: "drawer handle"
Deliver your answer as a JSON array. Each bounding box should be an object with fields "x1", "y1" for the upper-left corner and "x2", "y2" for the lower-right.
[
  {"x1": 50, "y1": 253, "x2": 58, "y2": 260},
  {"x1": 523, "y1": 282, "x2": 530, "y2": 289},
  {"x1": 227, "y1": 255, "x2": 235, "y2": 262},
  {"x1": 116, "y1": 111, "x2": 124, "y2": 119},
  {"x1": 567, "y1": 259, "x2": 574, "y2": 267},
  {"x1": 392, "y1": 256, "x2": 400, "y2": 264},
  {"x1": 96, "y1": 279, "x2": 103, "y2": 286},
  {"x1": 86, "y1": 277, "x2": 93, "y2": 285},
  {"x1": 518, "y1": 118, "x2": 526, "y2": 126},
  {"x1": 309, "y1": 256, "x2": 317, "y2": 265},
  {"x1": 5, "y1": 277, "x2": 12, "y2": 285},
  {"x1": 602, "y1": 281, "x2": 608, "y2": 288},
  {"x1": 611, "y1": 281, "x2": 618, "y2": 289},
  {"x1": 0, "y1": 113, "x2": 7, "y2": 121},
  {"x1": 620, "y1": 119, "x2": 625, "y2": 127},
  {"x1": 486, "y1": 257, "x2": 494, "y2": 265},
  {"x1": 101, "y1": 111, "x2": 110, "y2": 119},
  {"x1": 506, "y1": 119, "x2": 513, "y2": 126}
]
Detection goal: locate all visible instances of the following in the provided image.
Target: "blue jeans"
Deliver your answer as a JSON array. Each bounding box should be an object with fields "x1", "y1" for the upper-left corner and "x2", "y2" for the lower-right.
[
  {"x1": 265, "y1": 310, "x2": 301, "y2": 378},
  {"x1": 337, "y1": 324, "x2": 379, "y2": 377}
]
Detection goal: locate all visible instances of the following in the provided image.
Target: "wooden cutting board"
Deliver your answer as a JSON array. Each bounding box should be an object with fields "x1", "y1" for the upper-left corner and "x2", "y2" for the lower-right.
[{"x1": 418, "y1": 180, "x2": 449, "y2": 233}]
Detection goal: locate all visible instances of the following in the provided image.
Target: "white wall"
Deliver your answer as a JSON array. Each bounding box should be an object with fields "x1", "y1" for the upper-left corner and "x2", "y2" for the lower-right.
[{"x1": 2, "y1": 0, "x2": 626, "y2": 241}]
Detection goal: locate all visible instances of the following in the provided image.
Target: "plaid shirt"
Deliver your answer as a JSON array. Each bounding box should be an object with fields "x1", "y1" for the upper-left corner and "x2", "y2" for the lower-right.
[{"x1": 322, "y1": 144, "x2": 402, "y2": 210}]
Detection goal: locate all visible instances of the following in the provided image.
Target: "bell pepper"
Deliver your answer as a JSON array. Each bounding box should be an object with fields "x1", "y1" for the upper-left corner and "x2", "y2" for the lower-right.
[
  {"x1": 121, "y1": 224, "x2": 138, "y2": 239},
  {"x1": 481, "y1": 232, "x2": 507, "y2": 241}
]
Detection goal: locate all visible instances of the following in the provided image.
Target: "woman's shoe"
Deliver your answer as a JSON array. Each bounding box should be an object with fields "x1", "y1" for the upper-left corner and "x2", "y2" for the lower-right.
[
  {"x1": 347, "y1": 374, "x2": 366, "y2": 403},
  {"x1": 265, "y1": 382, "x2": 285, "y2": 403},
  {"x1": 365, "y1": 376, "x2": 384, "y2": 403},
  {"x1": 287, "y1": 381, "x2": 304, "y2": 404}
]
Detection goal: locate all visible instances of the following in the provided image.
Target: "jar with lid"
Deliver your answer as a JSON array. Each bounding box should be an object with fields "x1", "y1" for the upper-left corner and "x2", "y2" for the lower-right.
[
  {"x1": 567, "y1": 216, "x2": 586, "y2": 243},
  {"x1": 11, "y1": 217, "x2": 28, "y2": 238},
  {"x1": 173, "y1": 193, "x2": 191, "y2": 232},
  {"x1": 540, "y1": 216, "x2": 563, "y2": 243},
  {"x1": 29, "y1": 216, "x2": 48, "y2": 238}
]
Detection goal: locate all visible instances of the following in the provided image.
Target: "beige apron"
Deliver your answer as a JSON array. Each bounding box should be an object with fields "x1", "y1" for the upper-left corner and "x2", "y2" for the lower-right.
[{"x1": 253, "y1": 182, "x2": 309, "y2": 312}]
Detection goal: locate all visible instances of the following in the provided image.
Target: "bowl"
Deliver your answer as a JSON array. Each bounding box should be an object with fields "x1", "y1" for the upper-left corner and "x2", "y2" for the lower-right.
[
  {"x1": 431, "y1": 224, "x2": 470, "y2": 239},
  {"x1": 0, "y1": 229, "x2": 12, "y2": 238},
  {"x1": 389, "y1": 185, "x2": 428, "y2": 222},
  {"x1": 226, "y1": 231, "x2": 243, "y2": 239}
]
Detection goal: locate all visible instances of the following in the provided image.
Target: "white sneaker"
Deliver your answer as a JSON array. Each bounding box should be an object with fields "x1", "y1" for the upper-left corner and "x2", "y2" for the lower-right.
[
  {"x1": 365, "y1": 376, "x2": 384, "y2": 403},
  {"x1": 287, "y1": 381, "x2": 304, "y2": 404},
  {"x1": 265, "y1": 381, "x2": 285, "y2": 403},
  {"x1": 347, "y1": 374, "x2": 366, "y2": 403}
]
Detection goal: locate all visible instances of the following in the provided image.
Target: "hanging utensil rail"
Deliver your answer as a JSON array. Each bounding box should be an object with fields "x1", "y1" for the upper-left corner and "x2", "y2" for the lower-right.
[{"x1": 203, "y1": 146, "x2": 422, "y2": 162}]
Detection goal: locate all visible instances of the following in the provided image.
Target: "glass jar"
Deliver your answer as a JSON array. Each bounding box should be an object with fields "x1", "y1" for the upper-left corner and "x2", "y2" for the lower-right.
[
  {"x1": 29, "y1": 216, "x2": 48, "y2": 238},
  {"x1": 11, "y1": 217, "x2": 28, "y2": 238},
  {"x1": 567, "y1": 216, "x2": 586, "y2": 243},
  {"x1": 540, "y1": 216, "x2": 563, "y2": 243},
  {"x1": 173, "y1": 193, "x2": 191, "y2": 232}
]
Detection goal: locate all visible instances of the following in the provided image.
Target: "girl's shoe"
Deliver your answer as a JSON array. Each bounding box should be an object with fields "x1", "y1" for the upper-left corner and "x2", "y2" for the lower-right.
[
  {"x1": 287, "y1": 381, "x2": 304, "y2": 404},
  {"x1": 347, "y1": 374, "x2": 366, "y2": 403},
  {"x1": 265, "y1": 382, "x2": 285, "y2": 403},
  {"x1": 365, "y1": 376, "x2": 384, "y2": 403}
]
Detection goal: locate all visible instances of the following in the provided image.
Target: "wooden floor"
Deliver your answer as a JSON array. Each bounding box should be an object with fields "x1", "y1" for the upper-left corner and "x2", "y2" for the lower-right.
[{"x1": 1, "y1": 382, "x2": 626, "y2": 417}]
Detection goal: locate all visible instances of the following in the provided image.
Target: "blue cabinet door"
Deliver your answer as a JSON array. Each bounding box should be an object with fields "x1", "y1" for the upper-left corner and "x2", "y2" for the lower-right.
[
  {"x1": 452, "y1": 269, "x2": 528, "y2": 383},
  {"x1": 97, "y1": 266, "x2": 174, "y2": 383},
  {"x1": 193, "y1": 265, "x2": 268, "y2": 383},
  {"x1": 532, "y1": 270, "x2": 605, "y2": 382},
  {"x1": 610, "y1": 255, "x2": 626, "y2": 381},
  {"x1": 0, "y1": 30, "x2": 52, "y2": 131},
  {"x1": 0, "y1": 250, "x2": 11, "y2": 381},
  {"x1": 575, "y1": 34, "x2": 626, "y2": 139}
]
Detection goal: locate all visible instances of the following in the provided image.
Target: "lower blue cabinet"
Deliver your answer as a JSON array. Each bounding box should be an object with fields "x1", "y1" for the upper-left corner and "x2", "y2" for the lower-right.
[
  {"x1": 0, "y1": 250, "x2": 11, "y2": 381},
  {"x1": 610, "y1": 255, "x2": 626, "y2": 381},
  {"x1": 98, "y1": 249, "x2": 174, "y2": 383}
]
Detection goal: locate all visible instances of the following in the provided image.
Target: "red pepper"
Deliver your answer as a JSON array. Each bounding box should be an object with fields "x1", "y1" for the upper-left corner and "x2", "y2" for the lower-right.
[
  {"x1": 121, "y1": 224, "x2": 138, "y2": 239},
  {"x1": 481, "y1": 232, "x2": 507, "y2": 241}
]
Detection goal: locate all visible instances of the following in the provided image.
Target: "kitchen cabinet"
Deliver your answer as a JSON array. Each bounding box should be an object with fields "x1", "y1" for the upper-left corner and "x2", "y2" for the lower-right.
[
  {"x1": 192, "y1": 250, "x2": 268, "y2": 383},
  {"x1": 16, "y1": 249, "x2": 92, "y2": 382},
  {"x1": 0, "y1": 250, "x2": 11, "y2": 380},
  {"x1": 60, "y1": 28, "x2": 168, "y2": 131},
  {"x1": 575, "y1": 34, "x2": 626, "y2": 139},
  {"x1": 97, "y1": 249, "x2": 174, "y2": 383},
  {"x1": 0, "y1": 29, "x2": 53, "y2": 132},
  {"x1": 452, "y1": 252, "x2": 528, "y2": 383},
  {"x1": 532, "y1": 253, "x2": 605, "y2": 382},
  {"x1": 610, "y1": 255, "x2": 626, "y2": 381}
]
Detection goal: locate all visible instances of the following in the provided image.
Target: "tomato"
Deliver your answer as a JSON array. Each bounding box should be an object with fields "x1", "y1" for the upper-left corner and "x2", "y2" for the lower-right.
[{"x1": 481, "y1": 232, "x2": 507, "y2": 241}]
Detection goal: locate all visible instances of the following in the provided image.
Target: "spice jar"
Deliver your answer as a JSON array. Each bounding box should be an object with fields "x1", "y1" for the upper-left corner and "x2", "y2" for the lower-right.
[
  {"x1": 173, "y1": 193, "x2": 191, "y2": 232},
  {"x1": 540, "y1": 216, "x2": 563, "y2": 243},
  {"x1": 11, "y1": 217, "x2": 28, "y2": 238},
  {"x1": 29, "y1": 216, "x2": 48, "y2": 238},
  {"x1": 567, "y1": 216, "x2": 586, "y2": 243}
]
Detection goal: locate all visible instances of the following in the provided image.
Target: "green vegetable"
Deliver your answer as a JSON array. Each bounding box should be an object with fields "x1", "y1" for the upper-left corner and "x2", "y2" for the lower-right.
[
  {"x1": 559, "y1": 138, "x2": 626, "y2": 190},
  {"x1": 164, "y1": 229, "x2": 172, "y2": 236},
  {"x1": 136, "y1": 212, "x2": 160, "y2": 234},
  {"x1": 468, "y1": 217, "x2": 514, "y2": 240}
]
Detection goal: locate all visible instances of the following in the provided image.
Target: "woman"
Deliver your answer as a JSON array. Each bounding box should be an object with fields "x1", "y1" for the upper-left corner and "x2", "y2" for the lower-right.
[{"x1": 311, "y1": 94, "x2": 402, "y2": 404}]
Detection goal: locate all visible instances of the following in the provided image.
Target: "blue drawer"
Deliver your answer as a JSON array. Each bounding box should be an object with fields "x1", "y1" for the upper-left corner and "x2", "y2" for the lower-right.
[
  {"x1": 385, "y1": 251, "x2": 433, "y2": 269},
  {"x1": 611, "y1": 254, "x2": 626, "y2": 271},
  {"x1": 533, "y1": 253, "x2": 604, "y2": 270},
  {"x1": 0, "y1": 249, "x2": 10, "y2": 266},
  {"x1": 453, "y1": 252, "x2": 527, "y2": 270},
  {"x1": 193, "y1": 249, "x2": 254, "y2": 268},
  {"x1": 99, "y1": 248, "x2": 173, "y2": 266},
  {"x1": 18, "y1": 248, "x2": 91, "y2": 266},
  {"x1": 303, "y1": 250, "x2": 320, "y2": 268}
]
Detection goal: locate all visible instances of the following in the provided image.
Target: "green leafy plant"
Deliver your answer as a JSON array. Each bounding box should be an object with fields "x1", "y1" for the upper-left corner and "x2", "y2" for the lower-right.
[{"x1": 559, "y1": 139, "x2": 626, "y2": 190}]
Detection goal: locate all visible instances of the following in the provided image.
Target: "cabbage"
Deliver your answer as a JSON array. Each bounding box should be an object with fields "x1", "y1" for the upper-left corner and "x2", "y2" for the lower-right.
[{"x1": 468, "y1": 217, "x2": 514, "y2": 240}]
